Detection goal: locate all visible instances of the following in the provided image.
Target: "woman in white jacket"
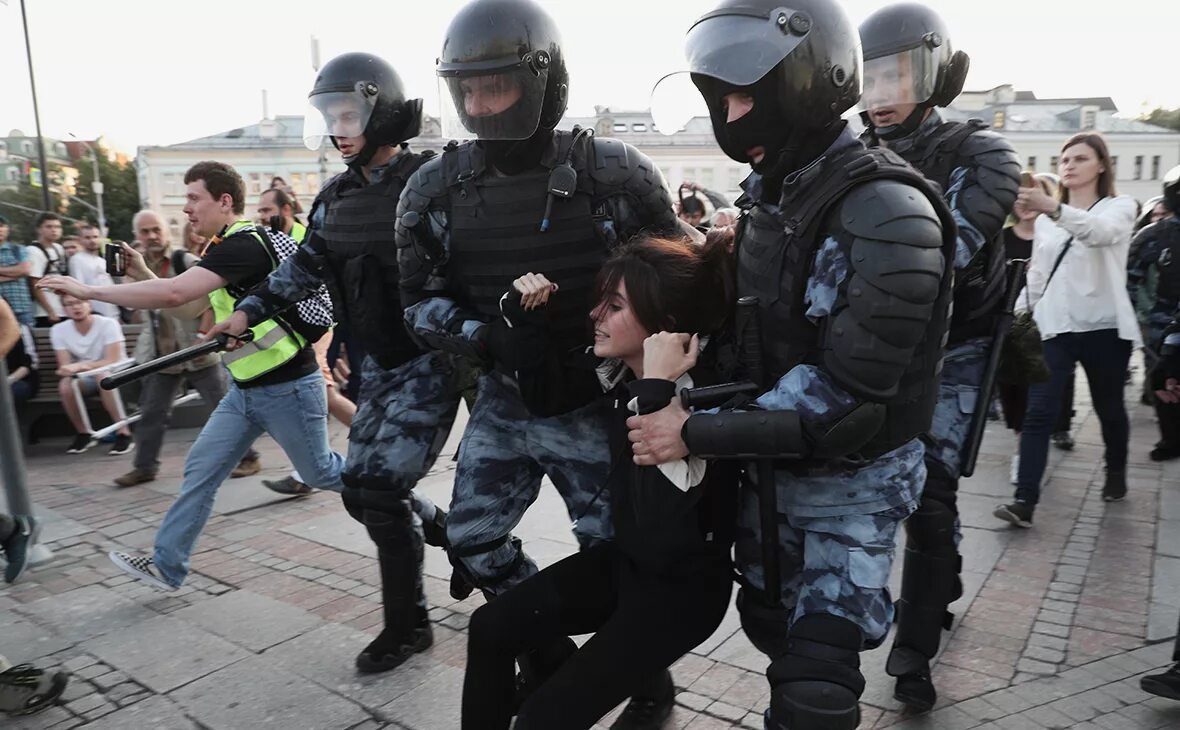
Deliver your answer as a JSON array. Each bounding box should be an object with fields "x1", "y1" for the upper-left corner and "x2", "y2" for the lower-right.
[{"x1": 995, "y1": 133, "x2": 1140, "y2": 527}]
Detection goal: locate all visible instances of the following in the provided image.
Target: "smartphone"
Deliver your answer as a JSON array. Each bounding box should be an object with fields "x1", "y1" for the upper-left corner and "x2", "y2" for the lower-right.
[
  {"x1": 1019, "y1": 171, "x2": 1036, "y2": 188},
  {"x1": 104, "y1": 242, "x2": 126, "y2": 277}
]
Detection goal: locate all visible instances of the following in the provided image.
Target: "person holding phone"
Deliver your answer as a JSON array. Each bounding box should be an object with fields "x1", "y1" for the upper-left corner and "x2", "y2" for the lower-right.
[{"x1": 995, "y1": 133, "x2": 1140, "y2": 526}]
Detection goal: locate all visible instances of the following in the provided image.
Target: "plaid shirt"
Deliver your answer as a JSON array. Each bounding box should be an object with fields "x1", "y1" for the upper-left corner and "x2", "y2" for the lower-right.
[{"x1": 0, "y1": 242, "x2": 33, "y2": 326}]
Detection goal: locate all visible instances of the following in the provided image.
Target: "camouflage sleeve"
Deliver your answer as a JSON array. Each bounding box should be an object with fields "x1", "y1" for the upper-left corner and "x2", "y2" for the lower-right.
[
  {"x1": 946, "y1": 131, "x2": 1021, "y2": 270},
  {"x1": 403, "y1": 297, "x2": 489, "y2": 362},
  {"x1": 758, "y1": 236, "x2": 860, "y2": 427},
  {"x1": 235, "y1": 231, "x2": 329, "y2": 327}
]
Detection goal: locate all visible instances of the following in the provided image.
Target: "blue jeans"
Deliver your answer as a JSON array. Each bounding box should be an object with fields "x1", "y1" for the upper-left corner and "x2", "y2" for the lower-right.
[
  {"x1": 153, "y1": 371, "x2": 345, "y2": 586},
  {"x1": 1015, "y1": 330, "x2": 1132, "y2": 506}
]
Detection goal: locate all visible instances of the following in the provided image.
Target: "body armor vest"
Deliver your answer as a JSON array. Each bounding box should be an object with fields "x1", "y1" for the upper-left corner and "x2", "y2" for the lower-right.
[
  {"x1": 440, "y1": 131, "x2": 605, "y2": 354},
  {"x1": 737, "y1": 146, "x2": 956, "y2": 458},
  {"x1": 1154, "y1": 220, "x2": 1180, "y2": 309},
  {"x1": 903, "y1": 119, "x2": 1006, "y2": 345},
  {"x1": 316, "y1": 151, "x2": 434, "y2": 366}
]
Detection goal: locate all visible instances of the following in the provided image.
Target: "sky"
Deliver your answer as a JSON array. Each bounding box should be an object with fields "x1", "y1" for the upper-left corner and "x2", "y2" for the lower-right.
[{"x1": 1, "y1": 0, "x2": 1176, "y2": 155}]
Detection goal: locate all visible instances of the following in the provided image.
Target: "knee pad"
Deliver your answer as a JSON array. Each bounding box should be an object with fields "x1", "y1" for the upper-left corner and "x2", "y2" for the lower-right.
[
  {"x1": 451, "y1": 534, "x2": 526, "y2": 592},
  {"x1": 737, "y1": 586, "x2": 792, "y2": 659},
  {"x1": 765, "y1": 614, "x2": 864, "y2": 730}
]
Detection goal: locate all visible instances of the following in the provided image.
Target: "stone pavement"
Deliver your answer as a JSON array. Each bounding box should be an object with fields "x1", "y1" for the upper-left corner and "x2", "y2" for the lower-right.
[{"x1": 3, "y1": 372, "x2": 1180, "y2": 730}]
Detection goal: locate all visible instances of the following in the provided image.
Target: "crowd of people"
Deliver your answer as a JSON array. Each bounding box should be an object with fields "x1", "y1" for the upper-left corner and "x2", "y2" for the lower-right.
[{"x1": 4, "y1": 0, "x2": 1180, "y2": 725}]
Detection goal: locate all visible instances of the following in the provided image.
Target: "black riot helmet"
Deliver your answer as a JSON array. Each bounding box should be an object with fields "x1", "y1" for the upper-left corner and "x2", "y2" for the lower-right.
[
  {"x1": 304, "y1": 52, "x2": 423, "y2": 167},
  {"x1": 436, "y1": 0, "x2": 568, "y2": 142},
  {"x1": 1164, "y1": 165, "x2": 1180, "y2": 215},
  {"x1": 655, "y1": 0, "x2": 861, "y2": 176},
  {"x1": 858, "y1": 3, "x2": 969, "y2": 140}
]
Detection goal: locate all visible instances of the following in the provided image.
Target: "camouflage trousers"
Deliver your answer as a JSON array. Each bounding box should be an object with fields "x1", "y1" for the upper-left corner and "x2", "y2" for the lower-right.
[
  {"x1": 341, "y1": 353, "x2": 464, "y2": 633},
  {"x1": 735, "y1": 485, "x2": 917, "y2": 650},
  {"x1": 448, "y1": 372, "x2": 612, "y2": 596},
  {"x1": 919, "y1": 339, "x2": 989, "y2": 545}
]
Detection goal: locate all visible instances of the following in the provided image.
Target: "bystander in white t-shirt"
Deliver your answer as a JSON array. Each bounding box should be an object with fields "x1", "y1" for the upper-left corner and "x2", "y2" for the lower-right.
[
  {"x1": 68, "y1": 250, "x2": 120, "y2": 319},
  {"x1": 50, "y1": 315, "x2": 125, "y2": 363},
  {"x1": 26, "y1": 243, "x2": 67, "y2": 319}
]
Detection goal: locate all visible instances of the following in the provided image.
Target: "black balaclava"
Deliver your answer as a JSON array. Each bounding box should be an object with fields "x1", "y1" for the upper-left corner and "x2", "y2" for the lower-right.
[{"x1": 479, "y1": 130, "x2": 554, "y2": 175}]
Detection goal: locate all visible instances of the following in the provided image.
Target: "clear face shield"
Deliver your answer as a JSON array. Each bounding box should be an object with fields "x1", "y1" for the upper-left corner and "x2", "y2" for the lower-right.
[
  {"x1": 438, "y1": 65, "x2": 548, "y2": 141},
  {"x1": 857, "y1": 47, "x2": 937, "y2": 112},
  {"x1": 303, "y1": 88, "x2": 377, "y2": 150},
  {"x1": 650, "y1": 72, "x2": 711, "y2": 136}
]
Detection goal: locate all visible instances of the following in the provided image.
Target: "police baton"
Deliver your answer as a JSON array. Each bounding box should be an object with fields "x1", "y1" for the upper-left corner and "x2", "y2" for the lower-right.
[
  {"x1": 100, "y1": 332, "x2": 253, "y2": 390},
  {"x1": 961, "y1": 259, "x2": 1027, "y2": 478}
]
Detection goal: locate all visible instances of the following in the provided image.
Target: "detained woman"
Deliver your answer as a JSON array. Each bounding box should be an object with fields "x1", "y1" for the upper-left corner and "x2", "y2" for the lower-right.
[
  {"x1": 461, "y1": 231, "x2": 739, "y2": 730},
  {"x1": 995, "y1": 133, "x2": 1140, "y2": 527}
]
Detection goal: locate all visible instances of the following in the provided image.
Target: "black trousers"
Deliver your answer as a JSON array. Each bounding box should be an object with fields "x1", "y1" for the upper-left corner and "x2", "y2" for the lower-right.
[{"x1": 462, "y1": 543, "x2": 733, "y2": 730}]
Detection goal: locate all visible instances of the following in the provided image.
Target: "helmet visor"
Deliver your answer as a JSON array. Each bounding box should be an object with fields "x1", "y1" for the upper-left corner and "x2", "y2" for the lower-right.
[
  {"x1": 857, "y1": 48, "x2": 937, "y2": 112},
  {"x1": 684, "y1": 7, "x2": 809, "y2": 87},
  {"x1": 651, "y1": 72, "x2": 711, "y2": 136},
  {"x1": 438, "y1": 67, "x2": 548, "y2": 141},
  {"x1": 303, "y1": 89, "x2": 377, "y2": 151}
]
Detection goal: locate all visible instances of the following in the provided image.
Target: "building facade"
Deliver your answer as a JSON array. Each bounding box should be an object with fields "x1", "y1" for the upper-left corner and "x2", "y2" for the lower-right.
[
  {"x1": 137, "y1": 88, "x2": 1180, "y2": 238},
  {"x1": 0, "y1": 130, "x2": 79, "y2": 194}
]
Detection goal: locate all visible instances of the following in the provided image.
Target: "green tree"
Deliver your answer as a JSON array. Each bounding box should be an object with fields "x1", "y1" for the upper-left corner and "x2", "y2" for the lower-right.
[
  {"x1": 66, "y1": 143, "x2": 140, "y2": 242},
  {"x1": 1140, "y1": 107, "x2": 1180, "y2": 133},
  {"x1": 0, "y1": 166, "x2": 73, "y2": 243}
]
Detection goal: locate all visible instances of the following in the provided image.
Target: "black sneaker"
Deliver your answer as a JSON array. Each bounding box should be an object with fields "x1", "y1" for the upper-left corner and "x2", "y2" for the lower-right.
[
  {"x1": 0, "y1": 664, "x2": 69, "y2": 716},
  {"x1": 2, "y1": 516, "x2": 39, "y2": 584},
  {"x1": 1103, "y1": 471, "x2": 1127, "y2": 502},
  {"x1": 355, "y1": 625, "x2": 433, "y2": 674},
  {"x1": 262, "y1": 476, "x2": 313, "y2": 496},
  {"x1": 1141, "y1": 663, "x2": 1180, "y2": 701},
  {"x1": 894, "y1": 671, "x2": 936, "y2": 713},
  {"x1": 1051, "y1": 432, "x2": 1075, "y2": 451},
  {"x1": 108, "y1": 551, "x2": 178, "y2": 592},
  {"x1": 994, "y1": 502, "x2": 1035, "y2": 528},
  {"x1": 66, "y1": 433, "x2": 93, "y2": 454},
  {"x1": 108, "y1": 434, "x2": 134, "y2": 456},
  {"x1": 1151, "y1": 444, "x2": 1180, "y2": 462},
  {"x1": 611, "y1": 670, "x2": 675, "y2": 729}
]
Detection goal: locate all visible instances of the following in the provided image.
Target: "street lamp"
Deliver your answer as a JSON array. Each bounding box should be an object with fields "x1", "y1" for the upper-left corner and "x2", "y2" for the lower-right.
[{"x1": 69, "y1": 133, "x2": 106, "y2": 236}]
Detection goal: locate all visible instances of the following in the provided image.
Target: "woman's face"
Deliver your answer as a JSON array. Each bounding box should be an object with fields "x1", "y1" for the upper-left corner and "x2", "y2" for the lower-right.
[
  {"x1": 590, "y1": 280, "x2": 651, "y2": 361},
  {"x1": 1058, "y1": 143, "x2": 1104, "y2": 192}
]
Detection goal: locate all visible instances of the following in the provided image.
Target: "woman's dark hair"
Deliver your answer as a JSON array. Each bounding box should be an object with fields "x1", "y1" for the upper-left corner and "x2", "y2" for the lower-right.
[
  {"x1": 1060, "y1": 133, "x2": 1117, "y2": 203},
  {"x1": 679, "y1": 193, "x2": 706, "y2": 217},
  {"x1": 593, "y1": 228, "x2": 735, "y2": 336}
]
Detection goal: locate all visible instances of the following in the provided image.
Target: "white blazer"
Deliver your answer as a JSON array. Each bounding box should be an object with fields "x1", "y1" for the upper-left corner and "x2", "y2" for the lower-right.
[{"x1": 1018, "y1": 195, "x2": 1142, "y2": 348}]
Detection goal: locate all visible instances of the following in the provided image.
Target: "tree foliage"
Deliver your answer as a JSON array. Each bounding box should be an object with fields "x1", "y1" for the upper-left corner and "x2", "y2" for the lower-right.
[
  {"x1": 1141, "y1": 107, "x2": 1180, "y2": 133},
  {"x1": 66, "y1": 143, "x2": 140, "y2": 242}
]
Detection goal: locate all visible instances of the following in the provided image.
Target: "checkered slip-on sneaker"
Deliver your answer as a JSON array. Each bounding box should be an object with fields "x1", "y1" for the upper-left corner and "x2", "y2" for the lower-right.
[{"x1": 108, "y1": 551, "x2": 178, "y2": 592}]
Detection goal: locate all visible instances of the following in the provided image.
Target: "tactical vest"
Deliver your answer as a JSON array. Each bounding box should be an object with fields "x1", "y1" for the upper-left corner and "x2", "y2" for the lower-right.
[
  {"x1": 736, "y1": 146, "x2": 956, "y2": 458},
  {"x1": 314, "y1": 151, "x2": 435, "y2": 367},
  {"x1": 903, "y1": 119, "x2": 1006, "y2": 344},
  {"x1": 441, "y1": 132, "x2": 606, "y2": 356},
  {"x1": 1154, "y1": 220, "x2": 1180, "y2": 308},
  {"x1": 208, "y1": 221, "x2": 309, "y2": 383}
]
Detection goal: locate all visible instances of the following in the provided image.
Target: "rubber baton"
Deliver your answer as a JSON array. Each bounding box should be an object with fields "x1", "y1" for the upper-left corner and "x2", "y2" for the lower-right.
[{"x1": 100, "y1": 332, "x2": 253, "y2": 390}]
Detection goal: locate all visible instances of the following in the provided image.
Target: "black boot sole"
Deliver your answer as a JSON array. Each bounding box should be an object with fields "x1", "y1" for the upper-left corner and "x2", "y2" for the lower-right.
[
  {"x1": 1140, "y1": 676, "x2": 1180, "y2": 701},
  {"x1": 355, "y1": 631, "x2": 433, "y2": 674},
  {"x1": 894, "y1": 686, "x2": 935, "y2": 714}
]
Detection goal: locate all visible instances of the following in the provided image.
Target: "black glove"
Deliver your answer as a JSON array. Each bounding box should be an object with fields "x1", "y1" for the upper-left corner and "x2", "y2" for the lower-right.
[{"x1": 481, "y1": 318, "x2": 548, "y2": 372}]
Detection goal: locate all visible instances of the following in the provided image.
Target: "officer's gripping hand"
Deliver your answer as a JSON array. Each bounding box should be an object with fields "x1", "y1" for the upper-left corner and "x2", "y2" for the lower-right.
[
  {"x1": 627, "y1": 398, "x2": 691, "y2": 466},
  {"x1": 203, "y1": 310, "x2": 250, "y2": 351},
  {"x1": 1158, "y1": 377, "x2": 1180, "y2": 404}
]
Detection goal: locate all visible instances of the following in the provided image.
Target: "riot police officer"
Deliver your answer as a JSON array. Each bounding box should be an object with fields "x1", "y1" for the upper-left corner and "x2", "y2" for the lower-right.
[
  {"x1": 636, "y1": 0, "x2": 956, "y2": 727},
  {"x1": 856, "y1": 3, "x2": 1022, "y2": 712},
  {"x1": 1130, "y1": 165, "x2": 1180, "y2": 460},
  {"x1": 396, "y1": 0, "x2": 680, "y2": 723},
  {"x1": 208, "y1": 52, "x2": 461, "y2": 674}
]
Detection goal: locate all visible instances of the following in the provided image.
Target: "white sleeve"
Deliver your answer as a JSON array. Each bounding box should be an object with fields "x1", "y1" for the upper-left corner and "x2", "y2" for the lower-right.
[
  {"x1": 49, "y1": 323, "x2": 67, "y2": 352},
  {"x1": 26, "y1": 247, "x2": 47, "y2": 278},
  {"x1": 99, "y1": 317, "x2": 125, "y2": 346},
  {"x1": 1057, "y1": 196, "x2": 1136, "y2": 249}
]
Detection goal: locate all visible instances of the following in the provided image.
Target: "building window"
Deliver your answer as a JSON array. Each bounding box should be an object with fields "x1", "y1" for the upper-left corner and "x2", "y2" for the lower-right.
[
  {"x1": 728, "y1": 167, "x2": 743, "y2": 189},
  {"x1": 22, "y1": 141, "x2": 33, "y2": 156},
  {"x1": 992, "y1": 111, "x2": 1005, "y2": 129},
  {"x1": 290, "y1": 173, "x2": 303, "y2": 194},
  {"x1": 1027, "y1": 156, "x2": 1036, "y2": 171},
  {"x1": 248, "y1": 173, "x2": 263, "y2": 195},
  {"x1": 1134, "y1": 156, "x2": 1143, "y2": 181},
  {"x1": 163, "y1": 173, "x2": 180, "y2": 196},
  {"x1": 682, "y1": 167, "x2": 697, "y2": 184},
  {"x1": 631, "y1": 123, "x2": 647, "y2": 132},
  {"x1": 307, "y1": 173, "x2": 321, "y2": 193},
  {"x1": 1152, "y1": 156, "x2": 1162, "y2": 180},
  {"x1": 612, "y1": 123, "x2": 627, "y2": 133},
  {"x1": 6, "y1": 168, "x2": 18, "y2": 182},
  {"x1": 1082, "y1": 109, "x2": 1096, "y2": 130},
  {"x1": 169, "y1": 218, "x2": 182, "y2": 242},
  {"x1": 1050, "y1": 156, "x2": 1059, "y2": 171}
]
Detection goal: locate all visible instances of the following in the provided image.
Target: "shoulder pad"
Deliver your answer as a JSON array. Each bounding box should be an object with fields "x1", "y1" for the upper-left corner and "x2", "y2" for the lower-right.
[
  {"x1": 315, "y1": 172, "x2": 348, "y2": 202},
  {"x1": 587, "y1": 137, "x2": 663, "y2": 190},
  {"x1": 1131, "y1": 221, "x2": 1162, "y2": 250},
  {"x1": 960, "y1": 128, "x2": 1017, "y2": 157},
  {"x1": 960, "y1": 130, "x2": 1022, "y2": 177},
  {"x1": 840, "y1": 179, "x2": 944, "y2": 249},
  {"x1": 398, "y1": 154, "x2": 448, "y2": 215}
]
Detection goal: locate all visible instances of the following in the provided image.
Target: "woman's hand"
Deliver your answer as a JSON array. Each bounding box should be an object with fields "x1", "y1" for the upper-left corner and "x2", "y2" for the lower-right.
[
  {"x1": 642, "y1": 332, "x2": 699, "y2": 381},
  {"x1": 1016, "y1": 186, "x2": 1059, "y2": 216},
  {"x1": 512, "y1": 273, "x2": 559, "y2": 311},
  {"x1": 36, "y1": 275, "x2": 92, "y2": 299},
  {"x1": 1157, "y1": 378, "x2": 1180, "y2": 404}
]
